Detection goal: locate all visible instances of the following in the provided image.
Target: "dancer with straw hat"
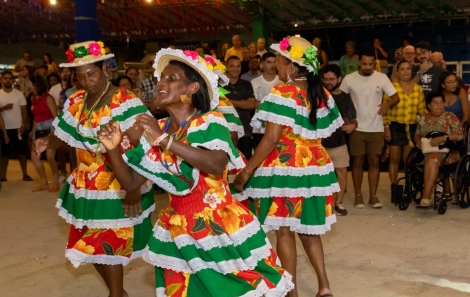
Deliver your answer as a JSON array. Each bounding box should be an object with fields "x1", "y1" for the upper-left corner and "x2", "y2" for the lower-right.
[
  {"x1": 97, "y1": 48, "x2": 294, "y2": 296},
  {"x1": 234, "y1": 36, "x2": 343, "y2": 297},
  {"x1": 33, "y1": 41, "x2": 155, "y2": 297}
]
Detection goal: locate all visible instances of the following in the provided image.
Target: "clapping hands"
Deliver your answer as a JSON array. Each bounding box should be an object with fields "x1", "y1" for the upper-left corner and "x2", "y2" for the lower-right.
[{"x1": 98, "y1": 121, "x2": 122, "y2": 151}]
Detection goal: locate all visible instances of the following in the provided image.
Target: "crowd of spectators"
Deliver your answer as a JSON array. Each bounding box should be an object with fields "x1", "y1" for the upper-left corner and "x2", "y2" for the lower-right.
[{"x1": 1, "y1": 35, "x2": 468, "y2": 213}]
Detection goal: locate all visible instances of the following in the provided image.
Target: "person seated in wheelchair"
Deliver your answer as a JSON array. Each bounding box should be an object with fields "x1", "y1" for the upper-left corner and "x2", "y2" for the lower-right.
[{"x1": 414, "y1": 91, "x2": 463, "y2": 208}]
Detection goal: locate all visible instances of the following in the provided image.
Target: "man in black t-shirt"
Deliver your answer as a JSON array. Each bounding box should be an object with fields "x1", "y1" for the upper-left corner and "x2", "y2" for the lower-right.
[
  {"x1": 414, "y1": 42, "x2": 445, "y2": 97},
  {"x1": 225, "y1": 56, "x2": 257, "y2": 159},
  {"x1": 322, "y1": 65, "x2": 358, "y2": 216}
]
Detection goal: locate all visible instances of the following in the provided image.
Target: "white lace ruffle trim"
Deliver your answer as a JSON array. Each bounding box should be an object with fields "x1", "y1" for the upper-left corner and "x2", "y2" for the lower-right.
[
  {"x1": 187, "y1": 112, "x2": 229, "y2": 134},
  {"x1": 56, "y1": 201, "x2": 155, "y2": 229},
  {"x1": 153, "y1": 218, "x2": 265, "y2": 250},
  {"x1": 155, "y1": 268, "x2": 294, "y2": 297},
  {"x1": 254, "y1": 163, "x2": 335, "y2": 177},
  {"x1": 126, "y1": 143, "x2": 200, "y2": 195},
  {"x1": 64, "y1": 180, "x2": 153, "y2": 200},
  {"x1": 260, "y1": 92, "x2": 337, "y2": 120},
  {"x1": 65, "y1": 247, "x2": 144, "y2": 268},
  {"x1": 53, "y1": 125, "x2": 93, "y2": 151},
  {"x1": 190, "y1": 138, "x2": 246, "y2": 171},
  {"x1": 227, "y1": 122, "x2": 245, "y2": 138},
  {"x1": 216, "y1": 105, "x2": 240, "y2": 117},
  {"x1": 262, "y1": 214, "x2": 336, "y2": 235},
  {"x1": 54, "y1": 96, "x2": 147, "y2": 150},
  {"x1": 232, "y1": 191, "x2": 250, "y2": 201},
  {"x1": 244, "y1": 183, "x2": 340, "y2": 198},
  {"x1": 143, "y1": 237, "x2": 272, "y2": 274},
  {"x1": 251, "y1": 111, "x2": 343, "y2": 140}
]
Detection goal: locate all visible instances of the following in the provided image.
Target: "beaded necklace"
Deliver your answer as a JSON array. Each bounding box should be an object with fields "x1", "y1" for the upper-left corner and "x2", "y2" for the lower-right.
[
  {"x1": 156, "y1": 108, "x2": 200, "y2": 188},
  {"x1": 76, "y1": 81, "x2": 111, "y2": 157}
]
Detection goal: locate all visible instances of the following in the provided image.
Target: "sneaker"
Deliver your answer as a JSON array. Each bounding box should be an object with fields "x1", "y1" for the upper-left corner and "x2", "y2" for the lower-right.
[
  {"x1": 369, "y1": 196, "x2": 383, "y2": 209},
  {"x1": 354, "y1": 194, "x2": 365, "y2": 209},
  {"x1": 335, "y1": 203, "x2": 348, "y2": 216}
]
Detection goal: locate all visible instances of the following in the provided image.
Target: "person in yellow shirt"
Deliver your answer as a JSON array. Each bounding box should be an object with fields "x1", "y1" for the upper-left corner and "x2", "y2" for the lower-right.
[
  {"x1": 224, "y1": 34, "x2": 244, "y2": 61},
  {"x1": 384, "y1": 60, "x2": 426, "y2": 202}
]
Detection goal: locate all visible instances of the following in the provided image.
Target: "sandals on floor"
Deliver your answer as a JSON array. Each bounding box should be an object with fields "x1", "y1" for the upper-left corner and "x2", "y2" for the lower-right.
[
  {"x1": 48, "y1": 183, "x2": 60, "y2": 192},
  {"x1": 416, "y1": 198, "x2": 432, "y2": 209}
]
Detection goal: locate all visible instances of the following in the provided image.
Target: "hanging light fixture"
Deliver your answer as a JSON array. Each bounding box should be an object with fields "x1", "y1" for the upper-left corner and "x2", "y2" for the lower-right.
[{"x1": 50, "y1": 0, "x2": 57, "y2": 5}]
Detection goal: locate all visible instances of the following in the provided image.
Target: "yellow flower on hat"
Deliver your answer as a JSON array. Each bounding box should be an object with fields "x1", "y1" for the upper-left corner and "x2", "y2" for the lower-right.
[
  {"x1": 205, "y1": 62, "x2": 214, "y2": 70},
  {"x1": 290, "y1": 45, "x2": 304, "y2": 60},
  {"x1": 97, "y1": 41, "x2": 106, "y2": 55},
  {"x1": 213, "y1": 63, "x2": 226, "y2": 73}
]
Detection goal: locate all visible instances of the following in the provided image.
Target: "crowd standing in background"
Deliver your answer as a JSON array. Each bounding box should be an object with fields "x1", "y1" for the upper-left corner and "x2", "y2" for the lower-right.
[
  {"x1": 1, "y1": 32, "x2": 470, "y2": 297},
  {"x1": 1, "y1": 35, "x2": 469, "y2": 207}
]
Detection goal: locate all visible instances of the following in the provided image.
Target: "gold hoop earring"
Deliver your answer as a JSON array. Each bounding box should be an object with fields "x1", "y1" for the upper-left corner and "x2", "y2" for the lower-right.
[
  {"x1": 180, "y1": 93, "x2": 192, "y2": 104},
  {"x1": 287, "y1": 73, "x2": 293, "y2": 83}
]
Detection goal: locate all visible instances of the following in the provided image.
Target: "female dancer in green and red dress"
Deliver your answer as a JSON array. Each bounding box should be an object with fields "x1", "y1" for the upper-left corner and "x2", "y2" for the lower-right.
[
  {"x1": 34, "y1": 41, "x2": 154, "y2": 297},
  {"x1": 234, "y1": 36, "x2": 342, "y2": 297},
  {"x1": 98, "y1": 49, "x2": 294, "y2": 296}
]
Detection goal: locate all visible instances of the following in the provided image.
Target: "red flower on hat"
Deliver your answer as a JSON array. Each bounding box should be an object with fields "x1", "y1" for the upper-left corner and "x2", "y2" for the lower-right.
[
  {"x1": 204, "y1": 56, "x2": 215, "y2": 66},
  {"x1": 65, "y1": 49, "x2": 75, "y2": 62},
  {"x1": 279, "y1": 37, "x2": 290, "y2": 51},
  {"x1": 183, "y1": 50, "x2": 199, "y2": 60},
  {"x1": 88, "y1": 42, "x2": 102, "y2": 56}
]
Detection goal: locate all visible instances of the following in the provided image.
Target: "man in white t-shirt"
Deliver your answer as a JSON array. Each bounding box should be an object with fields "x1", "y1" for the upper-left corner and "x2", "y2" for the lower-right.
[
  {"x1": 0, "y1": 71, "x2": 32, "y2": 182},
  {"x1": 340, "y1": 48, "x2": 399, "y2": 209},
  {"x1": 251, "y1": 52, "x2": 281, "y2": 148},
  {"x1": 49, "y1": 67, "x2": 71, "y2": 108}
]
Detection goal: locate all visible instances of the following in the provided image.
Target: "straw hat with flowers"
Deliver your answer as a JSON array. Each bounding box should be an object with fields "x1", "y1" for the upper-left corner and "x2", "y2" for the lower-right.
[
  {"x1": 270, "y1": 36, "x2": 320, "y2": 74},
  {"x1": 60, "y1": 41, "x2": 114, "y2": 68},
  {"x1": 154, "y1": 48, "x2": 229, "y2": 109}
]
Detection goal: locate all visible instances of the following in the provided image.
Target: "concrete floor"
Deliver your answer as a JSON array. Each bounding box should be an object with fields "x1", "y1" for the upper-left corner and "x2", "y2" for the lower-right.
[{"x1": 1, "y1": 161, "x2": 470, "y2": 297}]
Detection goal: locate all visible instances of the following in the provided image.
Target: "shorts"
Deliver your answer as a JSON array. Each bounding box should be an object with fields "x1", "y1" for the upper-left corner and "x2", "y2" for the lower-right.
[
  {"x1": 325, "y1": 144, "x2": 350, "y2": 168},
  {"x1": 349, "y1": 131, "x2": 384, "y2": 156},
  {"x1": 33, "y1": 118, "x2": 54, "y2": 140},
  {"x1": 389, "y1": 121, "x2": 416, "y2": 146},
  {"x1": 1, "y1": 129, "x2": 28, "y2": 157}
]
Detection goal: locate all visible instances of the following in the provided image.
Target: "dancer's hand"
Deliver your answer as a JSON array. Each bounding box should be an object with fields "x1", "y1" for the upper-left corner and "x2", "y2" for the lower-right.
[
  {"x1": 233, "y1": 169, "x2": 250, "y2": 192},
  {"x1": 135, "y1": 114, "x2": 162, "y2": 143},
  {"x1": 98, "y1": 121, "x2": 122, "y2": 151},
  {"x1": 32, "y1": 137, "x2": 48, "y2": 156},
  {"x1": 123, "y1": 190, "x2": 142, "y2": 219}
]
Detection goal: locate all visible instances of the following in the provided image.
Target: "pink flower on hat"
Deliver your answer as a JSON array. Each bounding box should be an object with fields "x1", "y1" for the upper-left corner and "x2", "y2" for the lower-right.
[
  {"x1": 204, "y1": 56, "x2": 215, "y2": 66},
  {"x1": 65, "y1": 49, "x2": 75, "y2": 62},
  {"x1": 183, "y1": 50, "x2": 199, "y2": 60},
  {"x1": 279, "y1": 37, "x2": 290, "y2": 51},
  {"x1": 88, "y1": 42, "x2": 102, "y2": 56}
]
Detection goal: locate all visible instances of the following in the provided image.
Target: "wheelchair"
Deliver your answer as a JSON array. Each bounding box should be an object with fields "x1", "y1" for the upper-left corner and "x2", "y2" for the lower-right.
[
  {"x1": 454, "y1": 121, "x2": 470, "y2": 210},
  {"x1": 394, "y1": 131, "x2": 470, "y2": 215}
]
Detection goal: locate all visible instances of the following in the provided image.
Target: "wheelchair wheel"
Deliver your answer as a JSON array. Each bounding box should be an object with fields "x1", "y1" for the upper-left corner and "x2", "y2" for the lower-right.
[
  {"x1": 438, "y1": 201, "x2": 447, "y2": 215},
  {"x1": 410, "y1": 171, "x2": 423, "y2": 205},
  {"x1": 398, "y1": 199, "x2": 409, "y2": 210},
  {"x1": 454, "y1": 154, "x2": 470, "y2": 209}
]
